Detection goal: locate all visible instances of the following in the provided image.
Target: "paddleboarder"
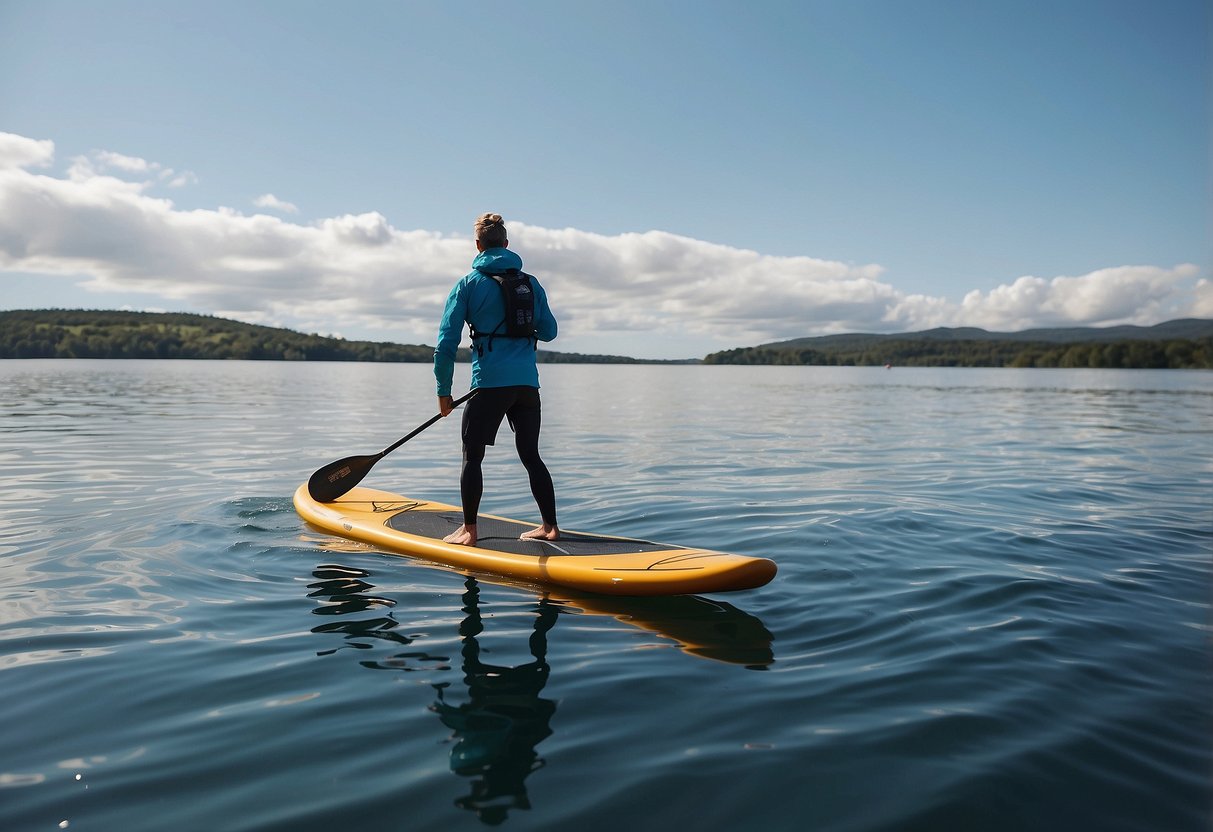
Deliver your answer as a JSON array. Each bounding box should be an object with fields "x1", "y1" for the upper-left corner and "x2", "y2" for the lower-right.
[{"x1": 435, "y1": 213, "x2": 560, "y2": 546}]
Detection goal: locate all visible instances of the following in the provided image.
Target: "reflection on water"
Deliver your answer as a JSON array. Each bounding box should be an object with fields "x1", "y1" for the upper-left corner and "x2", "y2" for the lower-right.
[
  {"x1": 307, "y1": 565, "x2": 450, "y2": 671},
  {"x1": 432, "y1": 578, "x2": 558, "y2": 825},
  {"x1": 306, "y1": 563, "x2": 776, "y2": 824},
  {"x1": 566, "y1": 594, "x2": 775, "y2": 669}
]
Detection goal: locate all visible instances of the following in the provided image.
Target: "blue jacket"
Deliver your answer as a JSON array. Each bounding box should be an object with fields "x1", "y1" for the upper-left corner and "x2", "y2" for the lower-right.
[{"x1": 434, "y1": 248, "x2": 558, "y2": 396}]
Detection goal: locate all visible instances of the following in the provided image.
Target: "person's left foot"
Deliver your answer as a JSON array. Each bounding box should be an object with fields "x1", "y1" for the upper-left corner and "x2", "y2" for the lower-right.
[{"x1": 444, "y1": 524, "x2": 478, "y2": 546}]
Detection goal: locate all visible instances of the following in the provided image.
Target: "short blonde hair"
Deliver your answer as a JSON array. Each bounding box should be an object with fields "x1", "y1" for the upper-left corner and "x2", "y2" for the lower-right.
[{"x1": 474, "y1": 213, "x2": 508, "y2": 248}]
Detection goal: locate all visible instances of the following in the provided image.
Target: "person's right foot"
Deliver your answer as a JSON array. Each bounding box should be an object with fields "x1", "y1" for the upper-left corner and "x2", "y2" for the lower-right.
[{"x1": 520, "y1": 525, "x2": 559, "y2": 541}]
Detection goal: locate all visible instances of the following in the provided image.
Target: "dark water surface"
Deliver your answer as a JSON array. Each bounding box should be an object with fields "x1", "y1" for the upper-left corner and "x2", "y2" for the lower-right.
[{"x1": 2, "y1": 361, "x2": 1210, "y2": 831}]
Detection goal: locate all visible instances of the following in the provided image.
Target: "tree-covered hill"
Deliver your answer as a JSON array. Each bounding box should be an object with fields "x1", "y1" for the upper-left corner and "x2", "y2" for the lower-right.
[
  {"x1": 0, "y1": 309, "x2": 694, "y2": 364},
  {"x1": 704, "y1": 319, "x2": 1213, "y2": 369},
  {"x1": 0, "y1": 309, "x2": 436, "y2": 361},
  {"x1": 755, "y1": 318, "x2": 1213, "y2": 352},
  {"x1": 6, "y1": 309, "x2": 1210, "y2": 368}
]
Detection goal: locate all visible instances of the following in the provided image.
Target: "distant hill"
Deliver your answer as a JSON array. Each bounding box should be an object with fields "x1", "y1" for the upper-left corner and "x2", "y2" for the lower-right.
[
  {"x1": 704, "y1": 319, "x2": 1213, "y2": 369},
  {"x1": 0, "y1": 309, "x2": 696, "y2": 364},
  {"x1": 761, "y1": 319, "x2": 1213, "y2": 351},
  {"x1": 5, "y1": 309, "x2": 1209, "y2": 368}
]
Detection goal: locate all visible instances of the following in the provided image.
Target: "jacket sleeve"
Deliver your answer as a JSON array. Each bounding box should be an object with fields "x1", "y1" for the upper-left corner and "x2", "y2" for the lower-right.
[
  {"x1": 433, "y1": 278, "x2": 468, "y2": 396},
  {"x1": 533, "y1": 278, "x2": 558, "y2": 343}
]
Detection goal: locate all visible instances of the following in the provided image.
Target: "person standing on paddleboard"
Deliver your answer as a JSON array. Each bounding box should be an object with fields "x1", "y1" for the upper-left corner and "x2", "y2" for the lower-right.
[{"x1": 434, "y1": 213, "x2": 560, "y2": 547}]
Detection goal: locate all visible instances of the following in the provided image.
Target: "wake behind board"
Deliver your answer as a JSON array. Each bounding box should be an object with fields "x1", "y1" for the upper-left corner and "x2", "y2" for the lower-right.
[{"x1": 293, "y1": 484, "x2": 777, "y2": 596}]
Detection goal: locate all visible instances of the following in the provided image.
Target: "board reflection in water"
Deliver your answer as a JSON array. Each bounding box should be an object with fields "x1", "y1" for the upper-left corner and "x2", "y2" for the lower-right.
[{"x1": 305, "y1": 564, "x2": 775, "y2": 824}]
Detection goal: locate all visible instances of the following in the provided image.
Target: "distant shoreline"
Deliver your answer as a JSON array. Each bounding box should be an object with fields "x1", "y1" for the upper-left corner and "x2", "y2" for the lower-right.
[
  {"x1": 2, "y1": 309, "x2": 1210, "y2": 369},
  {"x1": 0, "y1": 309, "x2": 698, "y2": 365}
]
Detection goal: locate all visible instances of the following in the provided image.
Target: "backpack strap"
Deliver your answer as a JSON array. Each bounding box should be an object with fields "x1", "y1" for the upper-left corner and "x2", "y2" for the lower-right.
[
  {"x1": 468, "y1": 270, "x2": 504, "y2": 355},
  {"x1": 512, "y1": 271, "x2": 539, "y2": 351}
]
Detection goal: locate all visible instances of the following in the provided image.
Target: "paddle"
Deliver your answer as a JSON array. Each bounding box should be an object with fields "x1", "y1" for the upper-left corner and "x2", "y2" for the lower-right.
[{"x1": 307, "y1": 390, "x2": 477, "y2": 503}]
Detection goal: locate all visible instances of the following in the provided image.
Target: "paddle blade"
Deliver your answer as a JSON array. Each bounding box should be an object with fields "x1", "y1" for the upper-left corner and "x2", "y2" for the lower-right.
[{"x1": 307, "y1": 452, "x2": 381, "y2": 503}]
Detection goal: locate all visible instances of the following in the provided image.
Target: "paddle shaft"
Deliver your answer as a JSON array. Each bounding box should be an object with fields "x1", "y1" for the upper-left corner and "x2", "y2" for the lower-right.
[
  {"x1": 307, "y1": 389, "x2": 476, "y2": 502},
  {"x1": 379, "y1": 389, "x2": 476, "y2": 458}
]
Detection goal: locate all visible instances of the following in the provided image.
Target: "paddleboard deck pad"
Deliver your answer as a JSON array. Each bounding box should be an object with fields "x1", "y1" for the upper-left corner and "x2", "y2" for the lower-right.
[{"x1": 293, "y1": 484, "x2": 777, "y2": 596}]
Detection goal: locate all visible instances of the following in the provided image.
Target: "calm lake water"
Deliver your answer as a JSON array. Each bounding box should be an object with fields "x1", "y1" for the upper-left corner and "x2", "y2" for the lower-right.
[{"x1": 1, "y1": 360, "x2": 1210, "y2": 831}]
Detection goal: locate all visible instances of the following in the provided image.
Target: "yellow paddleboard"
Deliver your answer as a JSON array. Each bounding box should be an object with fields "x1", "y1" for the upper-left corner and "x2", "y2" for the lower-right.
[{"x1": 293, "y1": 484, "x2": 777, "y2": 596}]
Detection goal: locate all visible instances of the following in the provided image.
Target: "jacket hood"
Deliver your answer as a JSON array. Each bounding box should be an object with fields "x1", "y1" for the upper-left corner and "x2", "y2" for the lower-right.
[{"x1": 472, "y1": 247, "x2": 523, "y2": 274}]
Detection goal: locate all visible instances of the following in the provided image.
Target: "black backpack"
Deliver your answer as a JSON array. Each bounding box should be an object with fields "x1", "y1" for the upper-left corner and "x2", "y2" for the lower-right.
[{"x1": 471, "y1": 268, "x2": 537, "y2": 353}]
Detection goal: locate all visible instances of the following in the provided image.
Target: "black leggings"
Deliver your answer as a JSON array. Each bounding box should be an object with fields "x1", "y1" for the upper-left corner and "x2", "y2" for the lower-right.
[{"x1": 460, "y1": 386, "x2": 557, "y2": 527}]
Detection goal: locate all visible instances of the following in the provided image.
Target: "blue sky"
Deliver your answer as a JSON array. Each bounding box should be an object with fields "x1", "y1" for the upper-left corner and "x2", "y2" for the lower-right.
[{"x1": 1, "y1": 0, "x2": 1208, "y2": 359}]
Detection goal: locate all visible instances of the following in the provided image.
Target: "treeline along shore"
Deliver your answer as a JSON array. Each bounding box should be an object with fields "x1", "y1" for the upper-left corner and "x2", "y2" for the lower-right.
[
  {"x1": 703, "y1": 338, "x2": 1213, "y2": 369},
  {"x1": 705, "y1": 319, "x2": 1213, "y2": 369},
  {"x1": 0, "y1": 309, "x2": 691, "y2": 364},
  {"x1": 2, "y1": 309, "x2": 1211, "y2": 368}
]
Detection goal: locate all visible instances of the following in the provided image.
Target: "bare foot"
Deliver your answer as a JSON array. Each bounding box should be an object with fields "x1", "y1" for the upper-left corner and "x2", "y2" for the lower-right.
[
  {"x1": 520, "y1": 524, "x2": 559, "y2": 542},
  {"x1": 443, "y1": 524, "x2": 478, "y2": 546}
]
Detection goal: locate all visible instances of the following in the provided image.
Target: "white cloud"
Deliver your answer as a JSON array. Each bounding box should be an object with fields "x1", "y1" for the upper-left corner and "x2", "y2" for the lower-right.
[
  {"x1": 71, "y1": 147, "x2": 197, "y2": 187},
  {"x1": 253, "y1": 193, "x2": 299, "y2": 214},
  {"x1": 0, "y1": 131, "x2": 1207, "y2": 356},
  {"x1": 0, "y1": 133, "x2": 54, "y2": 169},
  {"x1": 949, "y1": 265, "x2": 1200, "y2": 331},
  {"x1": 93, "y1": 150, "x2": 155, "y2": 173},
  {"x1": 1193, "y1": 279, "x2": 1213, "y2": 318},
  {"x1": 162, "y1": 169, "x2": 198, "y2": 188}
]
